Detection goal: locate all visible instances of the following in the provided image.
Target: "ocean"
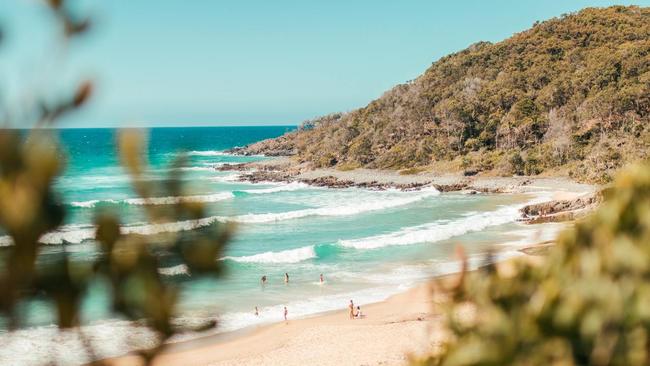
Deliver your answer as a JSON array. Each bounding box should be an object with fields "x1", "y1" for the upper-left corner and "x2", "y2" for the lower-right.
[{"x1": 0, "y1": 126, "x2": 562, "y2": 365}]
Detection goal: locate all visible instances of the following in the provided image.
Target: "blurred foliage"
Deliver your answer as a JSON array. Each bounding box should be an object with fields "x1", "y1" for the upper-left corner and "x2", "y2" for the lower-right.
[
  {"x1": 416, "y1": 162, "x2": 650, "y2": 365},
  {"x1": 243, "y1": 6, "x2": 649, "y2": 183},
  {"x1": 0, "y1": 1, "x2": 230, "y2": 364}
]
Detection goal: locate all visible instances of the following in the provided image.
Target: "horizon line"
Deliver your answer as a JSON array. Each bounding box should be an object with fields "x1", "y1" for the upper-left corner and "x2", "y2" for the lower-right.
[{"x1": 3, "y1": 124, "x2": 300, "y2": 130}]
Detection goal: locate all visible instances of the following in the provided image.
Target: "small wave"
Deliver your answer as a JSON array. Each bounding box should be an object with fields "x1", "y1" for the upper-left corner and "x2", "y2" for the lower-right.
[
  {"x1": 177, "y1": 166, "x2": 215, "y2": 172},
  {"x1": 223, "y1": 245, "x2": 317, "y2": 264},
  {"x1": 240, "y1": 182, "x2": 309, "y2": 194},
  {"x1": 186, "y1": 150, "x2": 229, "y2": 156},
  {"x1": 227, "y1": 189, "x2": 439, "y2": 224},
  {"x1": 209, "y1": 174, "x2": 240, "y2": 182},
  {"x1": 0, "y1": 235, "x2": 14, "y2": 247},
  {"x1": 36, "y1": 215, "x2": 225, "y2": 245},
  {"x1": 70, "y1": 192, "x2": 234, "y2": 208},
  {"x1": 338, "y1": 203, "x2": 521, "y2": 249},
  {"x1": 159, "y1": 264, "x2": 189, "y2": 276}
]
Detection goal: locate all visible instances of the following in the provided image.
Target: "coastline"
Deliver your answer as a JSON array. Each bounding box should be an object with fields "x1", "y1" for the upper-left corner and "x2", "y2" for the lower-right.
[
  {"x1": 106, "y1": 246, "x2": 549, "y2": 366},
  {"x1": 101, "y1": 160, "x2": 598, "y2": 366},
  {"x1": 108, "y1": 279, "x2": 438, "y2": 366},
  {"x1": 219, "y1": 156, "x2": 599, "y2": 196}
]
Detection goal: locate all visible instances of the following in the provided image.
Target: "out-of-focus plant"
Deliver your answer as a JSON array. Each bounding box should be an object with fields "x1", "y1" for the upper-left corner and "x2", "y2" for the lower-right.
[
  {"x1": 0, "y1": 1, "x2": 231, "y2": 364},
  {"x1": 416, "y1": 162, "x2": 650, "y2": 366}
]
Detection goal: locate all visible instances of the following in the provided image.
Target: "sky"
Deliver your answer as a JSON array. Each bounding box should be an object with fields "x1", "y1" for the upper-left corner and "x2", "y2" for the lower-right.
[{"x1": 0, "y1": 0, "x2": 648, "y2": 128}]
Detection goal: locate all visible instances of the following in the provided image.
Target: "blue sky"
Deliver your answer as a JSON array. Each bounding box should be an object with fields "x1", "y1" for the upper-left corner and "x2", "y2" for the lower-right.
[{"x1": 0, "y1": 0, "x2": 648, "y2": 127}]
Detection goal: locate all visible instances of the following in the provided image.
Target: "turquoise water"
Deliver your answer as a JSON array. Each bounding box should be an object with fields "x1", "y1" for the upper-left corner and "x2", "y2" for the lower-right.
[{"x1": 0, "y1": 127, "x2": 563, "y2": 365}]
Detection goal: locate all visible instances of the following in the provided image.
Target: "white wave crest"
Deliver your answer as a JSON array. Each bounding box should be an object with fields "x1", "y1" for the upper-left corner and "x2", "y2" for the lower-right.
[
  {"x1": 0, "y1": 235, "x2": 14, "y2": 247},
  {"x1": 240, "y1": 182, "x2": 309, "y2": 194},
  {"x1": 223, "y1": 245, "x2": 316, "y2": 264},
  {"x1": 71, "y1": 192, "x2": 233, "y2": 208},
  {"x1": 209, "y1": 174, "x2": 240, "y2": 182},
  {"x1": 186, "y1": 150, "x2": 229, "y2": 156},
  {"x1": 158, "y1": 264, "x2": 189, "y2": 276},
  {"x1": 37, "y1": 215, "x2": 225, "y2": 245},
  {"x1": 177, "y1": 166, "x2": 215, "y2": 172},
  {"x1": 338, "y1": 203, "x2": 521, "y2": 249},
  {"x1": 70, "y1": 199, "x2": 119, "y2": 208},
  {"x1": 123, "y1": 192, "x2": 234, "y2": 205},
  {"x1": 226, "y1": 189, "x2": 439, "y2": 223}
]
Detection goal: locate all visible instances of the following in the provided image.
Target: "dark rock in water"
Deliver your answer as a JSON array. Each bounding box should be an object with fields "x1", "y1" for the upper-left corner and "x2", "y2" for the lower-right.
[
  {"x1": 433, "y1": 183, "x2": 469, "y2": 192},
  {"x1": 521, "y1": 193, "x2": 601, "y2": 216},
  {"x1": 216, "y1": 163, "x2": 250, "y2": 171},
  {"x1": 519, "y1": 191, "x2": 603, "y2": 224}
]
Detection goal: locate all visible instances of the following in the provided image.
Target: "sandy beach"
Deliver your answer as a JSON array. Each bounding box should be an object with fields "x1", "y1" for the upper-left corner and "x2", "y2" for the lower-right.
[
  {"x1": 108, "y1": 277, "x2": 440, "y2": 366},
  {"x1": 98, "y1": 163, "x2": 599, "y2": 366},
  {"x1": 106, "y1": 252, "x2": 549, "y2": 366}
]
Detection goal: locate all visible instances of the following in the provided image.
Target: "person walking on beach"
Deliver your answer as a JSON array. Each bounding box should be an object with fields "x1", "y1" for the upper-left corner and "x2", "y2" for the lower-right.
[
  {"x1": 349, "y1": 300, "x2": 355, "y2": 319},
  {"x1": 355, "y1": 306, "x2": 362, "y2": 319},
  {"x1": 255, "y1": 306, "x2": 259, "y2": 316},
  {"x1": 284, "y1": 272, "x2": 289, "y2": 284},
  {"x1": 284, "y1": 306, "x2": 288, "y2": 321},
  {"x1": 261, "y1": 275, "x2": 267, "y2": 285},
  {"x1": 320, "y1": 273, "x2": 324, "y2": 283}
]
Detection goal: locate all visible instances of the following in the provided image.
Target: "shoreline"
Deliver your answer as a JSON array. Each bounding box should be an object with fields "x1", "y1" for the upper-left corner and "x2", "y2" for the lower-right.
[
  {"x1": 101, "y1": 163, "x2": 598, "y2": 366},
  {"x1": 104, "y1": 244, "x2": 553, "y2": 366},
  {"x1": 218, "y1": 156, "x2": 599, "y2": 196},
  {"x1": 106, "y1": 274, "x2": 447, "y2": 366}
]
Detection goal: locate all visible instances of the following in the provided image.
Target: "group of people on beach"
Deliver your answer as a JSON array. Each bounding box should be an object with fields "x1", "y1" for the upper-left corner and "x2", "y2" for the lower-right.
[
  {"x1": 254, "y1": 273, "x2": 362, "y2": 321},
  {"x1": 348, "y1": 299, "x2": 363, "y2": 319}
]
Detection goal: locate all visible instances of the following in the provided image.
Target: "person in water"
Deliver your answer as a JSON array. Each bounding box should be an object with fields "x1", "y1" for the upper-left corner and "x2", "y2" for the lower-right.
[
  {"x1": 284, "y1": 306, "x2": 288, "y2": 321},
  {"x1": 320, "y1": 273, "x2": 324, "y2": 283},
  {"x1": 261, "y1": 275, "x2": 267, "y2": 285},
  {"x1": 349, "y1": 300, "x2": 355, "y2": 320},
  {"x1": 284, "y1": 272, "x2": 289, "y2": 284},
  {"x1": 255, "y1": 306, "x2": 259, "y2": 316},
  {"x1": 355, "y1": 306, "x2": 362, "y2": 318}
]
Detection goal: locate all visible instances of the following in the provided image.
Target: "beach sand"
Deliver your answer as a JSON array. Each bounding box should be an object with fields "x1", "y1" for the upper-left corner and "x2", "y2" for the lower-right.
[
  {"x1": 107, "y1": 281, "x2": 440, "y2": 366},
  {"x1": 106, "y1": 254, "x2": 551, "y2": 366}
]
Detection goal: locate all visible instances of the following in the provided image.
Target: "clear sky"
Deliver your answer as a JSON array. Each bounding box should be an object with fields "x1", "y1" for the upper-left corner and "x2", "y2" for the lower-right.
[{"x1": 0, "y1": 0, "x2": 648, "y2": 128}]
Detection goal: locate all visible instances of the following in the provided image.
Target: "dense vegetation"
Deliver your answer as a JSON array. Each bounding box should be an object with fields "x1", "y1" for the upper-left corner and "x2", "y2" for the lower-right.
[
  {"x1": 416, "y1": 162, "x2": 650, "y2": 365},
  {"x1": 244, "y1": 6, "x2": 650, "y2": 183}
]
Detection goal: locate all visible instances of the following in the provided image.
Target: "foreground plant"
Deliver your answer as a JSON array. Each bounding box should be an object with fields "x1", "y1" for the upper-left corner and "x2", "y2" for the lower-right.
[
  {"x1": 0, "y1": 1, "x2": 231, "y2": 364},
  {"x1": 419, "y1": 163, "x2": 650, "y2": 365}
]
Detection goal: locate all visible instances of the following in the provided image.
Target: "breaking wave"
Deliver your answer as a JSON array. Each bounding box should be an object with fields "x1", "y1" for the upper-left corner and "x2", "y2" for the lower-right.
[
  {"x1": 223, "y1": 245, "x2": 317, "y2": 264},
  {"x1": 70, "y1": 192, "x2": 234, "y2": 208},
  {"x1": 338, "y1": 203, "x2": 521, "y2": 249},
  {"x1": 239, "y1": 182, "x2": 309, "y2": 194},
  {"x1": 226, "y1": 188, "x2": 439, "y2": 223},
  {"x1": 186, "y1": 150, "x2": 230, "y2": 156},
  {"x1": 158, "y1": 264, "x2": 190, "y2": 276}
]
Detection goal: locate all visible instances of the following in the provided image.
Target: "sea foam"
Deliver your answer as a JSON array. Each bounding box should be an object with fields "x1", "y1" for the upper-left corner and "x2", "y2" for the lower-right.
[
  {"x1": 240, "y1": 182, "x2": 309, "y2": 194},
  {"x1": 223, "y1": 245, "x2": 317, "y2": 264},
  {"x1": 70, "y1": 192, "x2": 234, "y2": 208},
  {"x1": 226, "y1": 188, "x2": 439, "y2": 224},
  {"x1": 338, "y1": 203, "x2": 521, "y2": 249}
]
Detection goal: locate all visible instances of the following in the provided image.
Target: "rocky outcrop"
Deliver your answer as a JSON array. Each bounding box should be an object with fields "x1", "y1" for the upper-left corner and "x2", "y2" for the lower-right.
[{"x1": 519, "y1": 191, "x2": 603, "y2": 223}]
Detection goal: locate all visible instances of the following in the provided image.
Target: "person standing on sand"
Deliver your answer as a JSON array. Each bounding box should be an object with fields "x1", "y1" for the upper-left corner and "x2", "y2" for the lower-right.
[
  {"x1": 355, "y1": 306, "x2": 362, "y2": 318},
  {"x1": 284, "y1": 306, "x2": 288, "y2": 321},
  {"x1": 349, "y1": 300, "x2": 354, "y2": 319},
  {"x1": 320, "y1": 273, "x2": 324, "y2": 283},
  {"x1": 284, "y1": 272, "x2": 289, "y2": 284},
  {"x1": 255, "y1": 306, "x2": 259, "y2": 316},
  {"x1": 261, "y1": 275, "x2": 267, "y2": 285}
]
